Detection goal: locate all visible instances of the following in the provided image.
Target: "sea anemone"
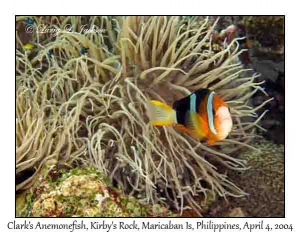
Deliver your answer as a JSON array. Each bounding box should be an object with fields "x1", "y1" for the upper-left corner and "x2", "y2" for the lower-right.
[{"x1": 16, "y1": 16, "x2": 271, "y2": 215}]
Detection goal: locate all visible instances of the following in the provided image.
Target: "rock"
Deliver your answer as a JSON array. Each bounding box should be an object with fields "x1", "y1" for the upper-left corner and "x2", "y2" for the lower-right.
[
  {"x1": 252, "y1": 75, "x2": 284, "y2": 144},
  {"x1": 252, "y1": 59, "x2": 283, "y2": 83},
  {"x1": 243, "y1": 16, "x2": 284, "y2": 57},
  {"x1": 225, "y1": 208, "x2": 245, "y2": 217}
]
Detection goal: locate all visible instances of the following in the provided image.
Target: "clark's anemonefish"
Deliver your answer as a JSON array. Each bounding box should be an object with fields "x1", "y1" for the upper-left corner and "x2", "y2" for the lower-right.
[{"x1": 147, "y1": 89, "x2": 232, "y2": 144}]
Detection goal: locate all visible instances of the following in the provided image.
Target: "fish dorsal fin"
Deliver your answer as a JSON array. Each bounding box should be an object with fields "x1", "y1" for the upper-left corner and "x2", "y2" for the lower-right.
[{"x1": 173, "y1": 89, "x2": 210, "y2": 113}]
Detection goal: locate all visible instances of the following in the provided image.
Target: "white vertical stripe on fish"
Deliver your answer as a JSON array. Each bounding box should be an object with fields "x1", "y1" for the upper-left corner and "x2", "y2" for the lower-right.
[
  {"x1": 190, "y1": 93, "x2": 197, "y2": 112},
  {"x1": 207, "y1": 91, "x2": 217, "y2": 135}
]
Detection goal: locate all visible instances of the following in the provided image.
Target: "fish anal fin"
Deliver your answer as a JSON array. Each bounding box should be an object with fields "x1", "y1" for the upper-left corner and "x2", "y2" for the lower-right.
[
  {"x1": 175, "y1": 123, "x2": 203, "y2": 140},
  {"x1": 207, "y1": 139, "x2": 216, "y2": 145},
  {"x1": 175, "y1": 124, "x2": 190, "y2": 134}
]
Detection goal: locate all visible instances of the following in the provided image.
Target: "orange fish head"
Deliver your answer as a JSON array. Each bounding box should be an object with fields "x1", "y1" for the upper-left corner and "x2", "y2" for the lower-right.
[{"x1": 214, "y1": 105, "x2": 233, "y2": 140}]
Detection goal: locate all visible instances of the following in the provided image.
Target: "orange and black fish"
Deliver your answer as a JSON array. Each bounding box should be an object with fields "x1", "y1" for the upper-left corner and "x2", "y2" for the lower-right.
[{"x1": 148, "y1": 89, "x2": 232, "y2": 144}]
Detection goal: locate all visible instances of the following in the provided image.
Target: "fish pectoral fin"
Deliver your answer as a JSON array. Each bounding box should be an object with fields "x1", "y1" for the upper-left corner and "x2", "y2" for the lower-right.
[
  {"x1": 197, "y1": 115, "x2": 209, "y2": 137},
  {"x1": 185, "y1": 111, "x2": 207, "y2": 139},
  {"x1": 185, "y1": 111, "x2": 197, "y2": 131}
]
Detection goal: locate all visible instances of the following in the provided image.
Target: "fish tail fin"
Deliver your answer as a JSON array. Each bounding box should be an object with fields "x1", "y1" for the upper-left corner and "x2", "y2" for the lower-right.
[
  {"x1": 147, "y1": 100, "x2": 177, "y2": 126},
  {"x1": 23, "y1": 43, "x2": 34, "y2": 50}
]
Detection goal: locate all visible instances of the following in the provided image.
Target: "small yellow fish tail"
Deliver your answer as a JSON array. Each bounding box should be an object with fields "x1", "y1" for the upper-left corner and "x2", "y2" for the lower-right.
[
  {"x1": 147, "y1": 100, "x2": 177, "y2": 126},
  {"x1": 23, "y1": 43, "x2": 34, "y2": 50}
]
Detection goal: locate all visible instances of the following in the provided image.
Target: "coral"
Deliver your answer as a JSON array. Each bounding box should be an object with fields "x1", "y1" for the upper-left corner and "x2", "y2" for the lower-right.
[
  {"x1": 243, "y1": 16, "x2": 284, "y2": 55},
  {"x1": 16, "y1": 16, "x2": 270, "y2": 215},
  {"x1": 226, "y1": 139, "x2": 284, "y2": 217},
  {"x1": 17, "y1": 167, "x2": 174, "y2": 217},
  {"x1": 225, "y1": 207, "x2": 245, "y2": 217}
]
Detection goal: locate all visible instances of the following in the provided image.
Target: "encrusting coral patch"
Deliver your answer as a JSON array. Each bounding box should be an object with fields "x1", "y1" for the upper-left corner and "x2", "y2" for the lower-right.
[{"x1": 17, "y1": 167, "x2": 174, "y2": 217}]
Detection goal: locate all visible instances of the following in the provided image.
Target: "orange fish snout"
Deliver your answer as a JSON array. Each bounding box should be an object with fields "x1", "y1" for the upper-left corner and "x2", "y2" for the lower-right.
[{"x1": 214, "y1": 106, "x2": 233, "y2": 140}]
